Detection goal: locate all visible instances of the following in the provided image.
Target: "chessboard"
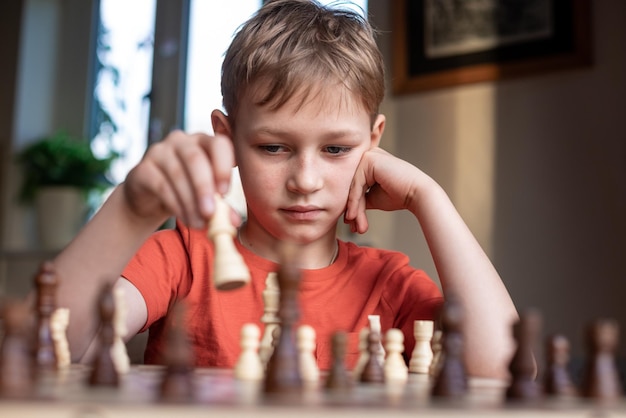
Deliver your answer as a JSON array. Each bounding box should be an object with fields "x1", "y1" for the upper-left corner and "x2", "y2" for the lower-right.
[{"x1": 0, "y1": 364, "x2": 625, "y2": 417}]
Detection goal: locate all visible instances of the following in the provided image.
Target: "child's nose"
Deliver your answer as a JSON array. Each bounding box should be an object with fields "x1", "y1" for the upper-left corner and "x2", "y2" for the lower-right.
[{"x1": 286, "y1": 156, "x2": 323, "y2": 194}]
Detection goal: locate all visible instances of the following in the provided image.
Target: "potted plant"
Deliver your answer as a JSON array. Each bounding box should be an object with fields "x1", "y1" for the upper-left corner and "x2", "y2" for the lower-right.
[{"x1": 16, "y1": 131, "x2": 117, "y2": 249}]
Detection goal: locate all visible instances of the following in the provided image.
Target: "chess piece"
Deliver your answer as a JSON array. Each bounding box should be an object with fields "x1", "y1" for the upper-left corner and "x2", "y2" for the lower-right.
[
  {"x1": 352, "y1": 327, "x2": 369, "y2": 380},
  {"x1": 506, "y1": 309, "x2": 542, "y2": 402},
  {"x1": 360, "y1": 327, "x2": 384, "y2": 383},
  {"x1": 325, "y1": 331, "x2": 352, "y2": 392},
  {"x1": 89, "y1": 283, "x2": 119, "y2": 387},
  {"x1": 259, "y1": 272, "x2": 280, "y2": 367},
  {"x1": 384, "y1": 328, "x2": 408, "y2": 382},
  {"x1": 297, "y1": 324, "x2": 319, "y2": 384},
  {"x1": 208, "y1": 194, "x2": 251, "y2": 290},
  {"x1": 50, "y1": 308, "x2": 71, "y2": 369},
  {"x1": 34, "y1": 261, "x2": 58, "y2": 371},
  {"x1": 0, "y1": 300, "x2": 34, "y2": 398},
  {"x1": 580, "y1": 318, "x2": 622, "y2": 401},
  {"x1": 409, "y1": 320, "x2": 434, "y2": 374},
  {"x1": 368, "y1": 315, "x2": 385, "y2": 364},
  {"x1": 431, "y1": 295, "x2": 467, "y2": 398},
  {"x1": 111, "y1": 286, "x2": 130, "y2": 374},
  {"x1": 160, "y1": 302, "x2": 196, "y2": 402},
  {"x1": 429, "y1": 330, "x2": 443, "y2": 377},
  {"x1": 264, "y1": 246, "x2": 303, "y2": 395},
  {"x1": 543, "y1": 334, "x2": 577, "y2": 397},
  {"x1": 234, "y1": 323, "x2": 264, "y2": 381}
]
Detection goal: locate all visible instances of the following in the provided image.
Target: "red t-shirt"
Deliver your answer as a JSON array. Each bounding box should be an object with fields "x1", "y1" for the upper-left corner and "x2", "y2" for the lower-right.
[{"x1": 122, "y1": 222, "x2": 443, "y2": 370}]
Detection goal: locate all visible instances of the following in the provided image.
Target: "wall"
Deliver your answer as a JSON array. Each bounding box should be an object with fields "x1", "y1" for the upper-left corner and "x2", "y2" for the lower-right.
[{"x1": 371, "y1": 0, "x2": 626, "y2": 363}]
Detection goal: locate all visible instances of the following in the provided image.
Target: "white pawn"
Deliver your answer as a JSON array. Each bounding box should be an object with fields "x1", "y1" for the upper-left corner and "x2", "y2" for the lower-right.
[
  {"x1": 368, "y1": 314, "x2": 385, "y2": 364},
  {"x1": 384, "y1": 328, "x2": 408, "y2": 382},
  {"x1": 208, "y1": 194, "x2": 251, "y2": 290},
  {"x1": 409, "y1": 320, "x2": 434, "y2": 374},
  {"x1": 352, "y1": 327, "x2": 370, "y2": 379},
  {"x1": 297, "y1": 325, "x2": 319, "y2": 385},
  {"x1": 234, "y1": 323, "x2": 264, "y2": 381},
  {"x1": 50, "y1": 308, "x2": 71, "y2": 369},
  {"x1": 111, "y1": 285, "x2": 130, "y2": 374}
]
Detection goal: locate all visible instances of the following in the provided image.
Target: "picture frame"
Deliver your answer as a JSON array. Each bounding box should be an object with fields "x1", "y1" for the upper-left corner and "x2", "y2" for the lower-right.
[{"x1": 391, "y1": 0, "x2": 592, "y2": 95}]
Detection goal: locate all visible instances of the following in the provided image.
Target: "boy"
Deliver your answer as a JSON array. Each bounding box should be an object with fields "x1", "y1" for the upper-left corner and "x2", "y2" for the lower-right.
[{"x1": 55, "y1": 0, "x2": 518, "y2": 378}]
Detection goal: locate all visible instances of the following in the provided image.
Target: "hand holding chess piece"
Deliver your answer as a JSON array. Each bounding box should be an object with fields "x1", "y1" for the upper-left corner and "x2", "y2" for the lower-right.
[{"x1": 208, "y1": 194, "x2": 250, "y2": 290}]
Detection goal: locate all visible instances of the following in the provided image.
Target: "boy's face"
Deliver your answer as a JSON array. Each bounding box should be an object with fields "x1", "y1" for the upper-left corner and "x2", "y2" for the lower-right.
[{"x1": 227, "y1": 84, "x2": 383, "y2": 245}]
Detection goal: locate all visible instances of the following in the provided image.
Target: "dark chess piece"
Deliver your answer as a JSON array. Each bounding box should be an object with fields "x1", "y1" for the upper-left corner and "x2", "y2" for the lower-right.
[
  {"x1": 263, "y1": 245, "x2": 303, "y2": 395},
  {"x1": 34, "y1": 261, "x2": 58, "y2": 372},
  {"x1": 360, "y1": 328, "x2": 384, "y2": 383},
  {"x1": 580, "y1": 318, "x2": 623, "y2": 401},
  {"x1": 0, "y1": 299, "x2": 35, "y2": 398},
  {"x1": 159, "y1": 302, "x2": 196, "y2": 403},
  {"x1": 543, "y1": 334, "x2": 577, "y2": 397},
  {"x1": 88, "y1": 283, "x2": 119, "y2": 387},
  {"x1": 325, "y1": 331, "x2": 353, "y2": 392},
  {"x1": 506, "y1": 309, "x2": 542, "y2": 402},
  {"x1": 431, "y1": 295, "x2": 467, "y2": 398}
]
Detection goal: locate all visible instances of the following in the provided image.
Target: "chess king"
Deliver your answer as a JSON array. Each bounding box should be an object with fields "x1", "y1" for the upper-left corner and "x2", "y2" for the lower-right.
[{"x1": 52, "y1": 0, "x2": 518, "y2": 379}]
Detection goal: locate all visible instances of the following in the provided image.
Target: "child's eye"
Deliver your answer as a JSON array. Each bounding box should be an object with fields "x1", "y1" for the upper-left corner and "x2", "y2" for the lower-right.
[
  {"x1": 259, "y1": 145, "x2": 284, "y2": 153},
  {"x1": 325, "y1": 146, "x2": 351, "y2": 155}
]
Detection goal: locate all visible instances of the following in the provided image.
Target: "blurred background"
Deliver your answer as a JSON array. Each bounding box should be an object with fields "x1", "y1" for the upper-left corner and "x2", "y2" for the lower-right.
[{"x1": 0, "y1": 0, "x2": 624, "y2": 376}]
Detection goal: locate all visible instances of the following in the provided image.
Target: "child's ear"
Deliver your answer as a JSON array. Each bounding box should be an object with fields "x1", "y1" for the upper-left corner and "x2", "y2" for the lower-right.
[
  {"x1": 211, "y1": 109, "x2": 232, "y2": 138},
  {"x1": 370, "y1": 114, "x2": 385, "y2": 149}
]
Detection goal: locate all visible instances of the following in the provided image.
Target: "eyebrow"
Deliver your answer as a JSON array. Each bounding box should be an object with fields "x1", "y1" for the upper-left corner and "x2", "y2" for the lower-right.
[{"x1": 254, "y1": 126, "x2": 363, "y2": 142}]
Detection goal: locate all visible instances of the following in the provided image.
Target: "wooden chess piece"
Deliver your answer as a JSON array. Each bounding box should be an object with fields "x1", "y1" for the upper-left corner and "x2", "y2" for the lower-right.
[
  {"x1": 160, "y1": 302, "x2": 196, "y2": 402},
  {"x1": 297, "y1": 325, "x2": 319, "y2": 385},
  {"x1": 543, "y1": 334, "x2": 577, "y2": 397},
  {"x1": 34, "y1": 261, "x2": 58, "y2": 372},
  {"x1": 384, "y1": 328, "x2": 408, "y2": 382},
  {"x1": 88, "y1": 283, "x2": 119, "y2": 387},
  {"x1": 111, "y1": 286, "x2": 130, "y2": 374},
  {"x1": 234, "y1": 323, "x2": 264, "y2": 381},
  {"x1": 360, "y1": 326, "x2": 384, "y2": 384},
  {"x1": 368, "y1": 315, "x2": 385, "y2": 364},
  {"x1": 208, "y1": 194, "x2": 251, "y2": 290},
  {"x1": 263, "y1": 246, "x2": 303, "y2": 395},
  {"x1": 325, "y1": 331, "x2": 352, "y2": 392},
  {"x1": 506, "y1": 309, "x2": 542, "y2": 402},
  {"x1": 409, "y1": 320, "x2": 434, "y2": 374},
  {"x1": 429, "y1": 329, "x2": 443, "y2": 377},
  {"x1": 50, "y1": 308, "x2": 71, "y2": 370},
  {"x1": 352, "y1": 327, "x2": 369, "y2": 380},
  {"x1": 431, "y1": 295, "x2": 467, "y2": 398},
  {"x1": 259, "y1": 272, "x2": 280, "y2": 367},
  {"x1": 580, "y1": 318, "x2": 623, "y2": 401},
  {"x1": 0, "y1": 299, "x2": 34, "y2": 398}
]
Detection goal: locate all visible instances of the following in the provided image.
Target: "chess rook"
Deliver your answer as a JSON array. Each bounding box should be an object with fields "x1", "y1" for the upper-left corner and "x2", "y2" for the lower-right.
[
  {"x1": 409, "y1": 320, "x2": 434, "y2": 374},
  {"x1": 208, "y1": 194, "x2": 251, "y2": 290}
]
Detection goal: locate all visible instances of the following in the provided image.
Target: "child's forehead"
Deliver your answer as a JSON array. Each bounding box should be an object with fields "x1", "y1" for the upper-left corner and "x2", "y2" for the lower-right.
[{"x1": 244, "y1": 78, "x2": 369, "y2": 118}]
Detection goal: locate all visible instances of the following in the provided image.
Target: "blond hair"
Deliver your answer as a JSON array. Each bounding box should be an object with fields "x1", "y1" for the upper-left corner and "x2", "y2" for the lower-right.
[{"x1": 221, "y1": 0, "x2": 385, "y2": 124}]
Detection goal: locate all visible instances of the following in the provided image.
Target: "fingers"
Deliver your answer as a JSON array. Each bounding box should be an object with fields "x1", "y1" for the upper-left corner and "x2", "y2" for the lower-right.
[
  {"x1": 345, "y1": 157, "x2": 371, "y2": 234},
  {"x1": 125, "y1": 130, "x2": 235, "y2": 229}
]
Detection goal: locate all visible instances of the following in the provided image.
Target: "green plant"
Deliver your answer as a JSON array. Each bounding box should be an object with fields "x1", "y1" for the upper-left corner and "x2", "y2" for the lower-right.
[{"x1": 16, "y1": 131, "x2": 117, "y2": 203}]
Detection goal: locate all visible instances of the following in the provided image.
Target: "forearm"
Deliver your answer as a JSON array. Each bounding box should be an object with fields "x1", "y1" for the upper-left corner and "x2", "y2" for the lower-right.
[
  {"x1": 409, "y1": 179, "x2": 518, "y2": 379},
  {"x1": 53, "y1": 184, "x2": 165, "y2": 361}
]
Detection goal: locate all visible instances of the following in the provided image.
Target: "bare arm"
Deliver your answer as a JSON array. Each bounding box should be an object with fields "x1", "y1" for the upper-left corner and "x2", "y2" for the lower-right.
[
  {"x1": 346, "y1": 146, "x2": 518, "y2": 379},
  {"x1": 52, "y1": 131, "x2": 235, "y2": 362}
]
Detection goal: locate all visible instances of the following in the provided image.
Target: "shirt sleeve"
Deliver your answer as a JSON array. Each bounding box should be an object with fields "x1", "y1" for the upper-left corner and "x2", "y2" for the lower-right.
[{"x1": 122, "y1": 226, "x2": 191, "y2": 333}]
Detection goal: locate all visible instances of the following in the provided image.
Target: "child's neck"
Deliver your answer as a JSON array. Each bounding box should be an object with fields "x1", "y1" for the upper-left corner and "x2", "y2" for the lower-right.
[{"x1": 237, "y1": 222, "x2": 338, "y2": 269}]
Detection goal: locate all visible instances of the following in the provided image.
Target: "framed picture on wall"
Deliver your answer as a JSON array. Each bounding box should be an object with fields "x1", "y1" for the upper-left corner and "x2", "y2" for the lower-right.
[{"x1": 391, "y1": 0, "x2": 592, "y2": 95}]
